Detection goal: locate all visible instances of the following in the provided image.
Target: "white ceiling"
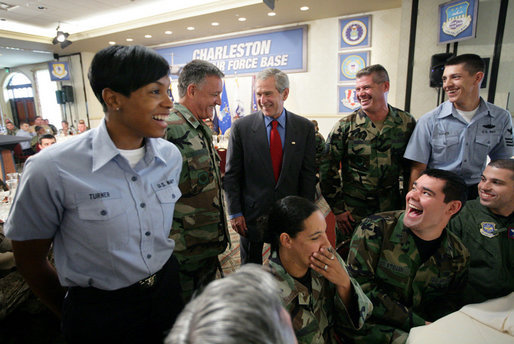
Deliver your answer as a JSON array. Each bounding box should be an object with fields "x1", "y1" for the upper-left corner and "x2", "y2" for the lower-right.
[{"x1": 0, "y1": 0, "x2": 402, "y2": 68}]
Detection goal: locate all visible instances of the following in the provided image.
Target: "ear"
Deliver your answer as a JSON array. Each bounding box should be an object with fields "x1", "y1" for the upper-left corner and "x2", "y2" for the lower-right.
[
  {"x1": 102, "y1": 88, "x2": 123, "y2": 111},
  {"x1": 279, "y1": 232, "x2": 293, "y2": 249},
  {"x1": 447, "y1": 200, "x2": 462, "y2": 216},
  {"x1": 281, "y1": 88, "x2": 289, "y2": 101},
  {"x1": 382, "y1": 81, "x2": 390, "y2": 93},
  {"x1": 474, "y1": 71, "x2": 484, "y2": 86},
  {"x1": 186, "y1": 84, "x2": 197, "y2": 97}
]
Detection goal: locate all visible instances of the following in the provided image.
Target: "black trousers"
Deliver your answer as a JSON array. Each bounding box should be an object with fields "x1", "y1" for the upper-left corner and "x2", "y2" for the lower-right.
[
  {"x1": 240, "y1": 235, "x2": 263, "y2": 265},
  {"x1": 62, "y1": 255, "x2": 183, "y2": 344}
]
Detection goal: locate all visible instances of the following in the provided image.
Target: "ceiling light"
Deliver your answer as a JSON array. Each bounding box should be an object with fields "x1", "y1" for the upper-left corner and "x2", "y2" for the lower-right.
[
  {"x1": 144, "y1": 34, "x2": 152, "y2": 38},
  {"x1": 165, "y1": 31, "x2": 172, "y2": 35},
  {"x1": 238, "y1": 17, "x2": 247, "y2": 22},
  {"x1": 187, "y1": 26, "x2": 195, "y2": 30},
  {"x1": 211, "y1": 22, "x2": 219, "y2": 26},
  {"x1": 52, "y1": 26, "x2": 72, "y2": 49},
  {"x1": 268, "y1": 12, "x2": 276, "y2": 16},
  {"x1": 300, "y1": 6, "x2": 309, "y2": 11},
  {"x1": 126, "y1": 38, "x2": 134, "y2": 42},
  {"x1": 108, "y1": 41, "x2": 116, "y2": 45}
]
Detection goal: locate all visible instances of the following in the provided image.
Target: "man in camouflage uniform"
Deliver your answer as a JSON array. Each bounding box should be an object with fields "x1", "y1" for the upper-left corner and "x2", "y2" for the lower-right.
[
  {"x1": 311, "y1": 120, "x2": 325, "y2": 174},
  {"x1": 320, "y1": 64, "x2": 416, "y2": 235},
  {"x1": 165, "y1": 60, "x2": 229, "y2": 303},
  {"x1": 346, "y1": 169, "x2": 470, "y2": 344},
  {"x1": 269, "y1": 250, "x2": 372, "y2": 344}
]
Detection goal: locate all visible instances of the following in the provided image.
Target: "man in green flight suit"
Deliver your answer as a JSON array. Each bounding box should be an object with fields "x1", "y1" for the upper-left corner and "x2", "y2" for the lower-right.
[
  {"x1": 448, "y1": 159, "x2": 514, "y2": 306},
  {"x1": 346, "y1": 169, "x2": 470, "y2": 344},
  {"x1": 320, "y1": 64, "x2": 416, "y2": 235},
  {"x1": 165, "y1": 60, "x2": 229, "y2": 303}
]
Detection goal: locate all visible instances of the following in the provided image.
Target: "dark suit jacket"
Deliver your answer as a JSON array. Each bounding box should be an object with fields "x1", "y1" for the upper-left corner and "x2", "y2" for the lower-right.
[{"x1": 223, "y1": 109, "x2": 316, "y2": 241}]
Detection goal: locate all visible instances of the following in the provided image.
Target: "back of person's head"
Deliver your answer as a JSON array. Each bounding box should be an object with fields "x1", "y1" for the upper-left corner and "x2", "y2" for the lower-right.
[
  {"x1": 356, "y1": 64, "x2": 389, "y2": 84},
  {"x1": 488, "y1": 159, "x2": 514, "y2": 178},
  {"x1": 420, "y1": 169, "x2": 467, "y2": 207},
  {"x1": 256, "y1": 68, "x2": 289, "y2": 93},
  {"x1": 166, "y1": 264, "x2": 296, "y2": 344},
  {"x1": 266, "y1": 195, "x2": 319, "y2": 253},
  {"x1": 88, "y1": 45, "x2": 170, "y2": 111},
  {"x1": 177, "y1": 60, "x2": 224, "y2": 98},
  {"x1": 445, "y1": 54, "x2": 485, "y2": 75},
  {"x1": 38, "y1": 133, "x2": 56, "y2": 145}
]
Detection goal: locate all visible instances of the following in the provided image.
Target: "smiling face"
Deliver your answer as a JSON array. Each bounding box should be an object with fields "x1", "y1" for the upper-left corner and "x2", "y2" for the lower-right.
[
  {"x1": 286, "y1": 210, "x2": 330, "y2": 270},
  {"x1": 188, "y1": 75, "x2": 222, "y2": 121},
  {"x1": 256, "y1": 76, "x2": 289, "y2": 119},
  {"x1": 404, "y1": 175, "x2": 460, "y2": 238},
  {"x1": 442, "y1": 63, "x2": 483, "y2": 111},
  {"x1": 355, "y1": 74, "x2": 389, "y2": 114},
  {"x1": 106, "y1": 75, "x2": 173, "y2": 149},
  {"x1": 478, "y1": 165, "x2": 514, "y2": 216}
]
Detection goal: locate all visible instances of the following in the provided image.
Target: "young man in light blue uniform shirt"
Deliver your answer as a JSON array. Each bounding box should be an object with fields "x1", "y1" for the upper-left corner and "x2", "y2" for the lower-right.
[
  {"x1": 404, "y1": 54, "x2": 513, "y2": 199},
  {"x1": 5, "y1": 45, "x2": 184, "y2": 343}
]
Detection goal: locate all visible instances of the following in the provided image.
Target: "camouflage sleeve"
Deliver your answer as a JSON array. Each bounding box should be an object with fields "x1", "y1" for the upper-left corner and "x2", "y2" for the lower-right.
[
  {"x1": 319, "y1": 121, "x2": 346, "y2": 214},
  {"x1": 347, "y1": 217, "x2": 425, "y2": 331},
  {"x1": 332, "y1": 255, "x2": 373, "y2": 331}
]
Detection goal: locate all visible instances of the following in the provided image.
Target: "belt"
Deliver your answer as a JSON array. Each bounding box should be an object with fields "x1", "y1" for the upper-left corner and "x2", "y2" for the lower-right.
[{"x1": 68, "y1": 261, "x2": 171, "y2": 299}]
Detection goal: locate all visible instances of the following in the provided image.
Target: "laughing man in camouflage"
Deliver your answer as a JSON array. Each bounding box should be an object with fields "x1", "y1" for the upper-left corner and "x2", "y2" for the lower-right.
[
  {"x1": 165, "y1": 60, "x2": 230, "y2": 303},
  {"x1": 346, "y1": 169, "x2": 470, "y2": 344},
  {"x1": 320, "y1": 64, "x2": 416, "y2": 235}
]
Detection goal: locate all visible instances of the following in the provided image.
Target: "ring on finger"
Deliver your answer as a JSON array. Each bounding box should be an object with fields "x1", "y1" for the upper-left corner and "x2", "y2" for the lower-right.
[{"x1": 323, "y1": 264, "x2": 328, "y2": 271}]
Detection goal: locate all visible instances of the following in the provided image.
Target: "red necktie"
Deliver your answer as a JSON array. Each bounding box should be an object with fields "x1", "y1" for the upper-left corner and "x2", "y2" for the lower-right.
[{"x1": 270, "y1": 120, "x2": 283, "y2": 183}]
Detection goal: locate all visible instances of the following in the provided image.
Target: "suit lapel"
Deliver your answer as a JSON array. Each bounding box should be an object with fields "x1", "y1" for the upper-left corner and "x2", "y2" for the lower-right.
[{"x1": 251, "y1": 112, "x2": 275, "y2": 183}]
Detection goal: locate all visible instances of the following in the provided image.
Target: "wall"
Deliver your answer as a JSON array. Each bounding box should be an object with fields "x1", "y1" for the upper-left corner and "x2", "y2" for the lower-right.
[
  {"x1": 398, "y1": 0, "x2": 514, "y2": 118},
  {"x1": 169, "y1": 7, "x2": 402, "y2": 138}
]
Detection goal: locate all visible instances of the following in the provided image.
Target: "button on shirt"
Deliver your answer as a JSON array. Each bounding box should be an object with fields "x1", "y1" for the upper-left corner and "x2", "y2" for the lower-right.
[
  {"x1": 404, "y1": 99, "x2": 513, "y2": 185},
  {"x1": 5, "y1": 120, "x2": 182, "y2": 290}
]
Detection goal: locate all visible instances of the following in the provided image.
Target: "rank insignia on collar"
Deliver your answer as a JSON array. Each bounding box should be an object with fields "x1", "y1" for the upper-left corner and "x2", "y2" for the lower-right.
[
  {"x1": 480, "y1": 222, "x2": 497, "y2": 238},
  {"x1": 509, "y1": 227, "x2": 514, "y2": 240}
]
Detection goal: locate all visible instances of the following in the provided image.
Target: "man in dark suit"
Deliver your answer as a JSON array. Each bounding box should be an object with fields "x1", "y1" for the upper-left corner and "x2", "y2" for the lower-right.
[{"x1": 224, "y1": 68, "x2": 316, "y2": 264}]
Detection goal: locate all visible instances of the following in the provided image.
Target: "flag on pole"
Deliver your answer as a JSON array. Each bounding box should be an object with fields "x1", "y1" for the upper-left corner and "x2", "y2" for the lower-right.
[
  {"x1": 167, "y1": 81, "x2": 175, "y2": 102},
  {"x1": 212, "y1": 108, "x2": 220, "y2": 134},
  {"x1": 219, "y1": 82, "x2": 231, "y2": 134},
  {"x1": 251, "y1": 75, "x2": 258, "y2": 113}
]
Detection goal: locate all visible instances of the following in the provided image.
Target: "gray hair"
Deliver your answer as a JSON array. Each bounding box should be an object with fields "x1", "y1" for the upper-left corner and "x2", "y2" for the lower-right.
[
  {"x1": 256, "y1": 68, "x2": 289, "y2": 93},
  {"x1": 356, "y1": 64, "x2": 390, "y2": 84},
  {"x1": 177, "y1": 60, "x2": 224, "y2": 98},
  {"x1": 166, "y1": 264, "x2": 297, "y2": 344}
]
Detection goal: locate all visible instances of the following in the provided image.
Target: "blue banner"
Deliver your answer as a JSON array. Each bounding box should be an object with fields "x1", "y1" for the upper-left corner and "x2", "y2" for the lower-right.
[
  {"x1": 156, "y1": 26, "x2": 307, "y2": 78},
  {"x1": 48, "y1": 62, "x2": 70, "y2": 81}
]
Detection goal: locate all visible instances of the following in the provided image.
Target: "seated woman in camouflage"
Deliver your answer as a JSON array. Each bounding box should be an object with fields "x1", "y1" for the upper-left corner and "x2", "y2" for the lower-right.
[{"x1": 265, "y1": 196, "x2": 372, "y2": 344}]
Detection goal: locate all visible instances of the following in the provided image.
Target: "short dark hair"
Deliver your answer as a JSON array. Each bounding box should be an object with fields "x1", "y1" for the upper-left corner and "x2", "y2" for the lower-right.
[
  {"x1": 356, "y1": 64, "x2": 389, "y2": 83},
  {"x1": 488, "y1": 159, "x2": 514, "y2": 179},
  {"x1": 34, "y1": 126, "x2": 43, "y2": 132},
  {"x1": 445, "y1": 54, "x2": 485, "y2": 75},
  {"x1": 266, "y1": 196, "x2": 319, "y2": 253},
  {"x1": 88, "y1": 45, "x2": 170, "y2": 111},
  {"x1": 61, "y1": 120, "x2": 68, "y2": 125},
  {"x1": 177, "y1": 60, "x2": 224, "y2": 98},
  {"x1": 38, "y1": 134, "x2": 56, "y2": 144},
  {"x1": 420, "y1": 169, "x2": 467, "y2": 206}
]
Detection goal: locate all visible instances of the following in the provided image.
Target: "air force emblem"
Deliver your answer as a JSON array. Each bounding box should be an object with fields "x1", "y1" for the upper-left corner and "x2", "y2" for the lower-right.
[
  {"x1": 341, "y1": 88, "x2": 360, "y2": 110},
  {"x1": 480, "y1": 222, "x2": 497, "y2": 238},
  {"x1": 341, "y1": 55, "x2": 366, "y2": 80},
  {"x1": 442, "y1": 1, "x2": 472, "y2": 37}
]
